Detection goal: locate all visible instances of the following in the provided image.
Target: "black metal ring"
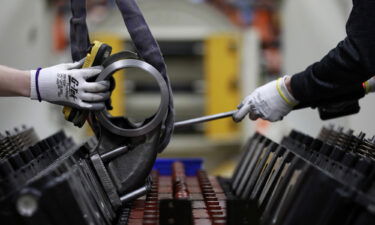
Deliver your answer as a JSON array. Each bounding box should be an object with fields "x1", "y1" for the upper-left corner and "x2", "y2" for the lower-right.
[{"x1": 94, "y1": 58, "x2": 169, "y2": 137}]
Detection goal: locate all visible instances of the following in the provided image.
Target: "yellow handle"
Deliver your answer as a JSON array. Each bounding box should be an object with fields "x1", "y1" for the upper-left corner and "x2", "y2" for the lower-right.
[
  {"x1": 62, "y1": 41, "x2": 104, "y2": 122},
  {"x1": 63, "y1": 106, "x2": 72, "y2": 120},
  {"x1": 83, "y1": 40, "x2": 102, "y2": 68}
]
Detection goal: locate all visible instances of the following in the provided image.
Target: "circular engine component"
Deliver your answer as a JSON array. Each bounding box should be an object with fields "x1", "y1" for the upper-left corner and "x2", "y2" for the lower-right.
[{"x1": 95, "y1": 58, "x2": 169, "y2": 137}]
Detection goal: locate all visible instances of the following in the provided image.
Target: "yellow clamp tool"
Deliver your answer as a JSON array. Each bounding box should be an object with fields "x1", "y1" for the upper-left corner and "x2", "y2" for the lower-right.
[{"x1": 62, "y1": 40, "x2": 112, "y2": 127}]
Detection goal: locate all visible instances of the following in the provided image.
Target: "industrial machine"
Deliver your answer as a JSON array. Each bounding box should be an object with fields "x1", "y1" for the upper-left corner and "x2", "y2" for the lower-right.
[
  {"x1": 1, "y1": 124, "x2": 375, "y2": 225},
  {"x1": 1, "y1": 1, "x2": 375, "y2": 224}
]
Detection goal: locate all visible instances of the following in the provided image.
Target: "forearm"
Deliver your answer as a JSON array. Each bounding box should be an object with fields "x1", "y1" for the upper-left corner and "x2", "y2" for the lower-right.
[
  {"x1": 290, "y1": 40, "x2": 369, "y2": 103},
  {"x1": 286, "y1": 73, "x2": 366, "y2": 108},
  {"x1": 285, "y1": 76, "x2": 293, "y2": 95},
  {"x1": 290, "y1": 0, "x2": 375, "y2": 103},
  {"x1": 0, "y1": 65, "x2": 30, "y2": 97}
]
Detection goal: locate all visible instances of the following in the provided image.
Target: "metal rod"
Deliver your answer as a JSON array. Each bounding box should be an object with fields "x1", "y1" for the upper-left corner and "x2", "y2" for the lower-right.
[
  {"x1": 100, "y1": 146, "x2": 128, "y2": 163},
  {"x1": 174, "y1": 110, "x2": 237, "y2": 128},
  {"x1": 120, "y1": 184, "x2": 150, "y2": 203}
]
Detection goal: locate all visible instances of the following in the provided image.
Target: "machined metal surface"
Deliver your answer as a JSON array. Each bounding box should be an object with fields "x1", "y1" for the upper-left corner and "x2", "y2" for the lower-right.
[
  {"x1": 95, "y1": 59, "x2": 170, "y2": 137},
  {"x1": 91, "y1": 154, "x2": 122, "y2": 208}
]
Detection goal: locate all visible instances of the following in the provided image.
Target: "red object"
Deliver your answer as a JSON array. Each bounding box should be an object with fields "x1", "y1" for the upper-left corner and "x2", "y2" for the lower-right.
[
  {"x1": 52, "y1": 12, "x2": 67, "y2": 52},
  {"x1": 127, "y1": 165, "x2": 228, "y2": 223}
]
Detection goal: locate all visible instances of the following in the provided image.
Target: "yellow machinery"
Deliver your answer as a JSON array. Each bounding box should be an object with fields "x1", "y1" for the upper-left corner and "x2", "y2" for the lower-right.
[{"x1": 205, "y1": 34, "x2": 240, "y2": 140}]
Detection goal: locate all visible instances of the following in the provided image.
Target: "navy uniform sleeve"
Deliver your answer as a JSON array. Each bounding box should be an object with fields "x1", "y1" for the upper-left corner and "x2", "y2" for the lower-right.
[{"x1": 290, "y1": 0, "x2": 375, "y2": 104}]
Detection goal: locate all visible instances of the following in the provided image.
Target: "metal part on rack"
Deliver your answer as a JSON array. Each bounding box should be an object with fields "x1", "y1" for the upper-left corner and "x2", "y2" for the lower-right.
[
  {"x1": 172, "y1": 162, "x2": 190, "y2": 199},
  {"x1": 2, "y1": 124, "x2": 375, "y2": 224},
  {"x1": 225, "y1": 125, "x2": 375, "y2": 225},
  {"x1": 84, "y1": 51, "x2": 171, "y2": 209}
]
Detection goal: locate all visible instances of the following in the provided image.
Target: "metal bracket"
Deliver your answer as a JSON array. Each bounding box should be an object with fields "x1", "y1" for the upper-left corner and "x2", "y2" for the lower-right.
[{"x1": 87, "y1": 51, "x2": 171, "y2": 210}]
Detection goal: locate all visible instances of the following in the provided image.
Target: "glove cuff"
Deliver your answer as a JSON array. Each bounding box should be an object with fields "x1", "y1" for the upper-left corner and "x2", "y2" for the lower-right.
[
  {"x1": 30, "y1": 68, "x2": 43, "y2": 101},
  {"x1": 364, "y1": 77, "x2": 375, "y2": 94},
  {"x1": 30, "y1": 70, "x2": 39, "y2": 100},
  {"x1": 276, "y1": 75, "x2": 299, "y2": 106}
]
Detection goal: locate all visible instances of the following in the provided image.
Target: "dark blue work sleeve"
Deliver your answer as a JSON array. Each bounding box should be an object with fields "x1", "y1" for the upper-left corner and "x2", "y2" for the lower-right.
[{"x1": 291, "y1": 0, "x2": 375, "y2": 104}]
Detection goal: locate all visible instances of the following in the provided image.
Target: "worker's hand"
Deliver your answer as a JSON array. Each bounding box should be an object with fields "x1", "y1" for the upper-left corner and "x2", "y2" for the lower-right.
[
  {"x1": 30, "y1": 60, "x2": 110, "y2": 110},
  {"x1": 364, "y1": 76, "x2": 375, "y2": 94},
  {"x1": 233, "y1": 76, "x2": 299, "y2": 122}
]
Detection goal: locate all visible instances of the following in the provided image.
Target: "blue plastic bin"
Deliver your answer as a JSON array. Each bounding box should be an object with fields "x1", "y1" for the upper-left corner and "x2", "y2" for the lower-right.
[{"x1": 153, "y1": 158, "x2": 203, "y2": 176}]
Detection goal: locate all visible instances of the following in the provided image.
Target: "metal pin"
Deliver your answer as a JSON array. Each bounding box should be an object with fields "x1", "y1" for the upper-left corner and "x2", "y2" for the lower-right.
[{"x1": 120, "y1": 184, "x2": 151, "y2": 203}]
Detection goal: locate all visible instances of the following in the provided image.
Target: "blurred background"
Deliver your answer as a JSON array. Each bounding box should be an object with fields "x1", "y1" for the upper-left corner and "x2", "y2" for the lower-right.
[{"x1": 1, "y1": 0, "x2": 374, "y2": 176}]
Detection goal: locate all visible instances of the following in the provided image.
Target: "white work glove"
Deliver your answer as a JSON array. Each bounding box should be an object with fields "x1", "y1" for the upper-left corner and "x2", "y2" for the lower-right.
[
  {"x1": 233, "y1": 75, "x2": 299, "y2": 122},
  {"x1": 364, "y1": 76, "x2": 375, "y2": 94},
  {"x1": 30, "y1": 59, "x2": 110, "y2": 110}
]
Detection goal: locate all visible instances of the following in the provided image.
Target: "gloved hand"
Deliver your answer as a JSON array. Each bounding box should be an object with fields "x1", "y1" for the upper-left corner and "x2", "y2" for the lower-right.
[
  {"x1": 233, "y1": 75, "x2": 299, "y2": 122},
  {"x1": 30, "y1": 59, "x2": 110, "y2": 110},
  {"x1": 363, "y1": 76, "x2": 375, "y2": 94}
]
